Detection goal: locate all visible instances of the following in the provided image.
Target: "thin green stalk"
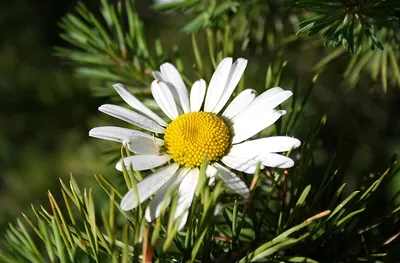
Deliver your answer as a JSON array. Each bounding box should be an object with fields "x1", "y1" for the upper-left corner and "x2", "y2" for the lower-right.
[{"x1": 254, "y1": 169, "x2": 284, "y2": 240}]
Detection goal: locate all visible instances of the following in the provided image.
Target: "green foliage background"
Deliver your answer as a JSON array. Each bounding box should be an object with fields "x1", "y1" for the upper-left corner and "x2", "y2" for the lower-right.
[
  {"x1": 0, "y1": 0, "x2": 399, "y2": 262},
  {"x1": 0, "y1": 0, "x2": 112, "y2": 232}
]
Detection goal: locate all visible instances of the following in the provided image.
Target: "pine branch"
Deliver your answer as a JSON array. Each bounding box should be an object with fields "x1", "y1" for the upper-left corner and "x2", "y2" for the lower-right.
[
  {"x1": 312, "y1": 27, "x2": 400, "y2": 90},
  {"x1": 296, "y1": 0, "x2": 400, "y2": 53},
  {"x1": 3, "y1": 134, "x2": 399, "y2": 262},
  {"x1": 56, "y1": 0, "x2": 166, "y2": 98},
  {"x1": 153, "y1": 0, "x2": 303, "y2": 52},
  {"x1": 2, "y1": 1, "x2": 400, "y2": 262}
]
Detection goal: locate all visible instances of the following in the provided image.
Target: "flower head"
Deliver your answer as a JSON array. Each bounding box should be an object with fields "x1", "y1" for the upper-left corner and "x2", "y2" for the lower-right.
[{"x1": 89, "y1": 58, "x2": 300, "y2": 230}]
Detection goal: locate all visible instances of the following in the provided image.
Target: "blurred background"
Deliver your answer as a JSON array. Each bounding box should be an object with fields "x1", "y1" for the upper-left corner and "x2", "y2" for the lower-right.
[{"x1": 0, "y1": 0, "x2": 399, "y2": 236}]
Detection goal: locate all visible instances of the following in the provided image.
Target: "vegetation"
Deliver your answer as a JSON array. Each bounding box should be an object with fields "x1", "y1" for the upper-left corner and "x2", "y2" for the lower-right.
[{"x1": 1, "y1": 0, "x2": 399, "y2": 262}]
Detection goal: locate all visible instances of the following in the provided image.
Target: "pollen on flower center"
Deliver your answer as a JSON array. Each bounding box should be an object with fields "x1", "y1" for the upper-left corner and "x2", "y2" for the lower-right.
[{"x1": 164, "y1": 112, "x2": 230, "y2": 168}]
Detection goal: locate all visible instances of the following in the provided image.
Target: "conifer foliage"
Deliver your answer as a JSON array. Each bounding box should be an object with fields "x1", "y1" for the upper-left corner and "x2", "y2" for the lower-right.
[{"x1": 1, "y1": 1, "x2": 399, "y2": 262}]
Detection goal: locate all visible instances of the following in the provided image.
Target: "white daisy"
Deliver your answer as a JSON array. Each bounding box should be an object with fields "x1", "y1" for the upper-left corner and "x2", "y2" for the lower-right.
[{"x1": 89, "y1": 57, "x2": 301, "y2": 230}]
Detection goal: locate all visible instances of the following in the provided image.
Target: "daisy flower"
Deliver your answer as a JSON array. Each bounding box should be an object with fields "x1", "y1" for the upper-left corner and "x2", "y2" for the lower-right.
[{"x1": 89, "y1": 57, "x2": 300, "y2": 230}]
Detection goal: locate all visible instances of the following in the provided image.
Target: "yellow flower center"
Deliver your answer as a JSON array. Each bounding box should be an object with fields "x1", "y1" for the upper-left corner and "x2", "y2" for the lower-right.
[{"x1": 164, "y1": 112, "x2": 230, "y2": 168}]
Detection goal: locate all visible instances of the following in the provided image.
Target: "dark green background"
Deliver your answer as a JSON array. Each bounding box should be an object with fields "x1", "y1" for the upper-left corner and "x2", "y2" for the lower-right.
[{"x1": 0, "y1": 0, "x2": 399, "y2": 236}]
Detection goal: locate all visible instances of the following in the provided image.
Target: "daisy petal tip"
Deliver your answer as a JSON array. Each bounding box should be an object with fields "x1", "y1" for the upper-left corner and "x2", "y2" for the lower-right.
[
  {"x1": 151, "y1": 81, "x2": 179, "y2": 120},
  {"x1": 177, "y1": 211, "x2": 189, "y2": 231},
  {"x1": 88, "y1": 128, "x2": 104, "y2": 138},
  {"x1": 242, "y1": 189, "x2": 250, "y2": 199},
  {"x1": 112, "y1": 83, "x2": 124, "y2": 89},
  {"x1": 293, "y1": 138, "x2": 302, "y2": 148},
  {"x1": 88, "y1": 128, "x2": 95, "y2": 136},
  {"x1": 284, "y1": 90, "x2": 293, "y2": 100},
  {"x1": 215, "y1": 57, "x2": 233, "y2": 70},
  {"x1": 120, "y1": 203, "x2": 133, "y2": 211},
  {"x1": 98, "y1": 104, "x2": 112, "y2": 113},
  {"x1": 270, "y1": 86, "x2": 283, "y2": 90},
  {"x1": 144, "y1": 209, "x2": 153, "y2": 222},
  {"x1": 274, "y1": 158, "x2": 295, "y2": 169},
  {"x1": 120, "y1": 204, "x2": 131, "y2": 212},
  {"x1": 222, "y1": 57, "x2": 233, "y2": 63},
  {"x1": 282, "y1": 89, "x2": 293, "y2": 98},
  {"x1": 120, "y1": 191, "x2": 137, "y2": 211},
  {"x1": 115, "y1": 160, "x2": 123, "y2": 171},
  {"x1": 282, "y1": 160, "x2": 295, "y2": 168},
  {"x1": 233, "y1": 185, "x2": 250, "y2": 199},
  {"x1": 190, "y1": 79, "x2": 207, "y2": 112},
  {"x1": 281, "y1": 137, "x2": 302, "y2": 151},
  {"x1": 152, "y1": 71, "x2": 162, "y2": 81},
  {"x1": 236, "y1": 58, "x2": 248, "y2": 67},
  {"x1": 160, "y1": 62, "x2": 173, "y2": 69}
]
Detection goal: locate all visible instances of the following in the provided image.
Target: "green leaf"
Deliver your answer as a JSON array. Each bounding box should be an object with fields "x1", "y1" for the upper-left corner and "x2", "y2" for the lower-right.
[
  {"x1": 52, "y1": 218, "x2": 67, "y2": 263},
  {"x1": 38, "y1": 219, "x2": 55, "y2": 262},
  {"x1": 359, "y1": 168, "x2": 389, "y2": 202},
  {"x1": 328, "y1": 191, "x2": 360, "y2": 220},
  {"x1": 335, "y1": 208, "x2": 366, "y2": 226},
  {"x1": 284, "y1": 256, "x2": 319, "y2": 263}
]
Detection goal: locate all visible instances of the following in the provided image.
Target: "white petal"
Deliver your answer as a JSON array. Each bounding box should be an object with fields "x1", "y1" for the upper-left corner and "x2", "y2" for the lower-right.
[
  {"x1": 116, "y1": 155, "x2": 171, "y2": 171},
  {"x1": 261, "y1": 86, "x2": 285, "y2": 97},
  {"x1": 152, "y1": 71, "x2": 163, "y2": 81},
  {"x1": 261, "y1": 153, "x2": 295, "y2": 168},
  {"x1": 125, "y1": 135, "x2": 164, "y2": 155},
  {"x1": 214, "y1": 204, "x2": 224, "y2": 216},
  {"x1": 223, "y1": 143, "x2": 297, "y2": 172},
  {"x1": 206, "y1": 165, "x2": 217, "y2": 186},
  {"x1": 89, "y1": 126, "x2": 163, "y2": 145},
  {"x1": 212, "y1": 58, "x2": 248, "y2": 114},
  {"x1": 231, "y1": 109, "x2": 285, "y2": 144},
  {"x1": 113, "y1": 83, "x2": 168, "y2": 127},
  {"x1": 232, "y1": 88, "x2": 292, "y2": 119},
  {"x1": 89, "y1": 126, "x2": 165, "y2": 155},
  {"x1": 204, "y1": 58, "x2": 233, "y2": 112},
  {"x1": 144, "y1": 168, "x2": 189, "y2": 222},
  {"x1": 151, "y1": 80, "x2": 179, "y2": 120},
  {"x1": 160, "y1": 63, "x2": 190, "y2": 113},
  {"x1": 153, "y1": 71, "x2": 184, "y2": 115},
  {"x1": 257, "y1": 87, "x2": 293, "y2": 110},
  {"x1": 222, "y1": 89, "x2": 257, "y2": 119},
  {"x1": 190, "y1": 79, "x2": 206, "y2": 112},
  {"x1": 174, "y1": 169, "x2": 199, "y2": 229},
  {"x1": 99, "y1": 104, "x2": 166, "y2": 134},
  {"x1": 120, "y1": 163, "x2": 179, "y2": 211},
  {"x1": 213, "y1": 163, "x2": 249, "y2": 198},
  {"x1": 153, "y1": 71, "x2": 180, "y2": 105},
  {"x1": 221, "y1": 155, "x2": 264, "y2": 174},
  {"x1": 229, "y1": 137, "x2": 301, "y2": 154},
  {"x1": 176, "y1": 211, "x2": 189, "y2": 231}
]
